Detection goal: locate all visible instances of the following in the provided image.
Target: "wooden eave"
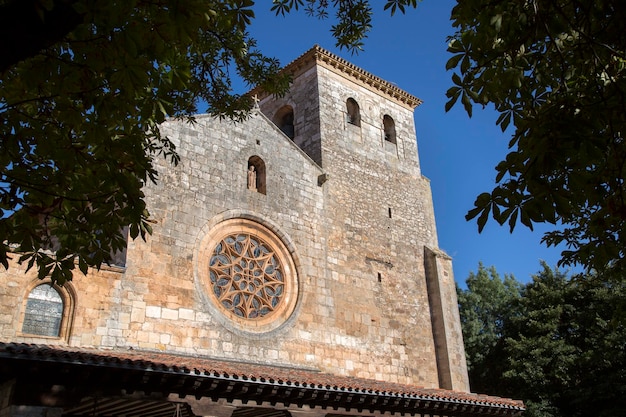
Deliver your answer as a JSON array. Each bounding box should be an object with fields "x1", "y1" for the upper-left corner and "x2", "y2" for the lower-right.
[{"x1": 0, "y1": 343, "x2": 524, "y2": 417}]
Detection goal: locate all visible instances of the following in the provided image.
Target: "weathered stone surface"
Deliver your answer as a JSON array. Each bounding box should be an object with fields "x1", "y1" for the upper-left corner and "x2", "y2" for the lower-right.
[{"x1": 0, "y1": 46, "x2": 469, "y2": 392}]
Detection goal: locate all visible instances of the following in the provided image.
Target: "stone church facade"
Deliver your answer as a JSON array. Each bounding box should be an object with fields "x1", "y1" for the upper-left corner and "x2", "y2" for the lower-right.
[{"x1": 0, "y1": 46, "x2": 523, "y2": 417}]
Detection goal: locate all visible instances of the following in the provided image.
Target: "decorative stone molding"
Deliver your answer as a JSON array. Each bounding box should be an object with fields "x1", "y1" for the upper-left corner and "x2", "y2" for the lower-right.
[
  {"x1": 196, "y1": 217, "x2": 300, "y2": 334},
  {"x1": 251, "y1": 45, "x2": 423, "y2": 111}
]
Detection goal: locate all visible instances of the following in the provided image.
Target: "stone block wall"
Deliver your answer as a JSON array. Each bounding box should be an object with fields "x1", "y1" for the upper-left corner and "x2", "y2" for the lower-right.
[
  {"x1": 0, "y1": 47, "x2": 470, "y2": 392},
  {"x1": 315, "y1": 64, "x2": 442, "y2": 387}
]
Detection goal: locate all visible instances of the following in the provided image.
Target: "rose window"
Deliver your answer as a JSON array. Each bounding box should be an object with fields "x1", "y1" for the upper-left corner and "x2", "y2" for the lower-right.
[
  {"x1": 198, "y1": 218, "x2": 299, "y2": 332},
  {"x1": 209, "y1": 234, "x2": 284, "y2": 319}
]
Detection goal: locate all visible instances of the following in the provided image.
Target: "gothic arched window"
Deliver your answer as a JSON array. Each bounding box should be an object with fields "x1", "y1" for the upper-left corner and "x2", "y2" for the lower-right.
[
  {"x1": 346, "y1": 98, "x2": 361, "y2": 127},
  {"x1": 247, "y1": 156, "x2": 266, "y2": 195},
  {"x1": 383, "y1": 115, "x2": 397, "y2": 144}
]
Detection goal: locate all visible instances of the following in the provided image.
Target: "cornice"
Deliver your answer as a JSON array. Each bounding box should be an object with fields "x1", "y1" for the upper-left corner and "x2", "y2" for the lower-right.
[{"x1": 256, "y1": 45, "x2": 423, "y2": 110}]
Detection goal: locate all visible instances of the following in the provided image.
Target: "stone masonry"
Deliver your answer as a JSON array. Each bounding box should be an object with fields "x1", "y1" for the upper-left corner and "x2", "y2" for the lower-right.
[{"x1": 0, "y1": 46, "x2": 469, "y2": 395}]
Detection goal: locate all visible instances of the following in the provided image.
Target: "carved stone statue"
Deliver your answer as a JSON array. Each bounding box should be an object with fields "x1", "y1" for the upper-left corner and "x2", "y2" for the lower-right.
[{"x1": 247, "y1": 166, "x2": 257, "y2": 191}]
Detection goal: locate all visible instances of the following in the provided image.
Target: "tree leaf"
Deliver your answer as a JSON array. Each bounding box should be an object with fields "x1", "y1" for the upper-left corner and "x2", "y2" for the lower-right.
[
  {"x1": 446, "y1": 53, "x2": 463, "y2": 70},
  {"x1": 477, "y1": 204, "x2": 491, "y2": 233},
  {"x1": 461, "y1": 92, "x2": 473, "y2": 117}
]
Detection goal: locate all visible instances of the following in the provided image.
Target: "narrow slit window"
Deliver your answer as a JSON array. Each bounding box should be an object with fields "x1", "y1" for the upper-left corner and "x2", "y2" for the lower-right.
[
  {"x1": 110, "y1": 225, "x2": 128, "y2": 267},
  {"x1": 274, "y1": 105, "x2": 295, "y2": 139},
  {"x1": 346, "y1": 98, "x2": 361, "y2": 127},
  {"x1": 383, "y1": 115, "x2": 396, "y2": 144}
]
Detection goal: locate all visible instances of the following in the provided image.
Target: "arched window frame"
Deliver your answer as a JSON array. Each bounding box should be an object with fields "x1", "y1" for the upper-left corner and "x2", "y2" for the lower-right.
[
  {"x1": 19, "y1": 280, "x2": 75, "y2": 341},
  {"x1": 346, "y1": 98, "x2": 361, "y2": 127},
  {"x1": 247, "y1": 155, "x2": 267, "y2": 195},
  {"x1": 273, "y1": 105, "x2": 295, "y2": 139},
  {"x1": 383, "y1": 114, "x2": 397, "y2": 145}
]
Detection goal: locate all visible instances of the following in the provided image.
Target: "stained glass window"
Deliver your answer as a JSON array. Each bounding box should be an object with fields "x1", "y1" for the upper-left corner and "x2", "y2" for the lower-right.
[
  {"x1": 199, "y1": 218, "x2": 299, "y2": 332},
  {"x1": 22, "y1": 285, "x2": 63, "y2": 337},
  {"x1": 209, "y1": 233, "x2": 285, "y2": 319}
]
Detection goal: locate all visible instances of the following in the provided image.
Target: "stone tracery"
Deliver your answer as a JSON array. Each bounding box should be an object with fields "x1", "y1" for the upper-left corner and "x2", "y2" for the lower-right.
[{"x1": 209, "y1": 233, "x2": 285, "y2": 319}]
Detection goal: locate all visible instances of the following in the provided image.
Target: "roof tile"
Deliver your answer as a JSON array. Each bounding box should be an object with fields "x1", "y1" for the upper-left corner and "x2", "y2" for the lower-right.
[{"x1": 0, "y1": 342, "x2": 523, "y2": 411}]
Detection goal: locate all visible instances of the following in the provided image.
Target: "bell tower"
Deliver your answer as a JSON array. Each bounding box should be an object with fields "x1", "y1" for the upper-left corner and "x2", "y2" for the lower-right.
[{"x1": 258, "y1": 46, "x2": 469, "y2": 390}]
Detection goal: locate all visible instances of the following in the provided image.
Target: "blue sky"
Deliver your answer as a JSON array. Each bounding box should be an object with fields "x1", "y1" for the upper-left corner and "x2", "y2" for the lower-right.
[{"x1": 227, "y1": 1, "x2": 576, "y2": 284}]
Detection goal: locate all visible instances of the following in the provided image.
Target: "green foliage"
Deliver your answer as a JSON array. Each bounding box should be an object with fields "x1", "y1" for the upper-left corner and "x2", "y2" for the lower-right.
[
  {"x1": 0, "y1": 0, "x2": 291, "y2": 284},
  {"x1": 447, "y1": 0, "x2": 626, "y2": 275},
  {"x1": 0, "y1": 0, "x2": 420, "y2": 284},
  {"x1": 458, "y1": 262, "x2": 626, "y2": 417},
  {"x1": 457, "y1": 263, "x2": 522, "y2": 394},
  {"x1": 505, "y1": 265, "x2": 626, "y2": 417},
  {"x1": 271, "y1": 1, "x2": 420, "y2": 53}
]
